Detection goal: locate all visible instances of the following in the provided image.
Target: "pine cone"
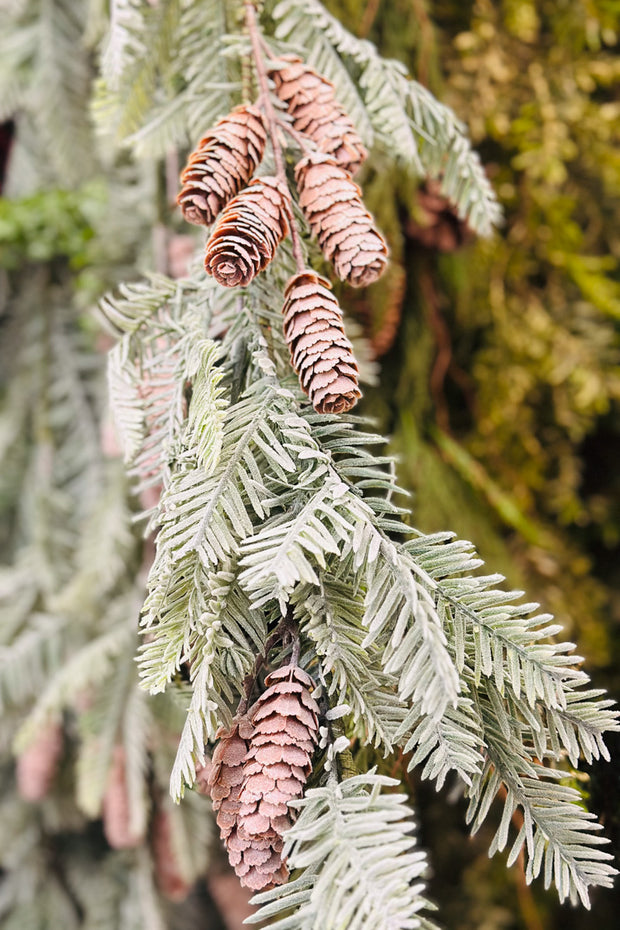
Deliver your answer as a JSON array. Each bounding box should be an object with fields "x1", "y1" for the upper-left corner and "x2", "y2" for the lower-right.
[
  {"x1": 177, "y1": 105, "x2": 267, "y2": 226},
  {"x1": 268, "y1": 55, "x2": 367, "y2": 175},
  {"x1": 236, "y1": 664, "x2": 319, "y2": 890},
  {"x1": 102, "y1": 745, "x2": 144, "y2": 849},
  {"x1": 208, "y1": 715, "x2": 285, "y2": 891},
  {"x1": 282, "y1": 270, "x2": 361, "y2": 413},
  {"x1": 152, "y1": 808, "x2": 194, "y2": 901},
  {"x1": 407, "y1": 178, "x2": 474, "y2": 252},
  {"x1": 16, "y1": 723, "x2": 63, "y2": 802},
  {"x1": 294, "y1": 153, "x2": 388, "y2": 287},
  {"x1": 204, "y1": 177, "x2": 290, "y2": 287}
]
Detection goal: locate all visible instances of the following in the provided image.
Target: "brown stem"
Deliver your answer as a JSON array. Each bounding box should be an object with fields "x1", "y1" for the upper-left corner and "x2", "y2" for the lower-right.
[
  {"x1": 244, "y1": 1, "x2": 306, "y2": 275},
  {"x1": 359, "y1": 0, "x2": 380, "y2": 38},
  {"x1": 284, "y1": 202, "x2": 307, "y2": 274},
  {"x1": 237, "y1": 609, "x2": 296, "y2": 713},
  {"x1": 277, "y1": 118, "x2": 314, "y2": 156},
  {"x1": 410, "y1": 0, "x2": 434, "y2": 87},
  {"x1": 421, "y1": 267, "x2": 452, "y2": 434},
  {"x1": 289, "y1": 631, "x2": 301, "y2": 667},
  {"x1": 244, "y1": 1, "x2": 286, "y2": 181}
]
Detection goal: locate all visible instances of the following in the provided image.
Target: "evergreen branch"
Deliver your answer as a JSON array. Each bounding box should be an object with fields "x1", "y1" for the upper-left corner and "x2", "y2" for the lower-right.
[
  {"x1": 238, "y1": 475, "x2": 358, "y2": 610},
  {"x1": 543, "y1": 689, "x2": 619, "y2": 765},
  {"x1": 404, "y1": 533, "x2": 593, "y2": 714},
  {"x1": 271, "y1": 0, "x2": 502, "y2": 235},
  {"x1": 168, "y1": 652, "x2": 228, "y2": 801},
  {"x1": 14, "y1": 616, "x2": 135, "y2": 753},
  {"x1": 397, "y1": 693, "x2": 485, "y2": 789},
  {"x1": 358, "y1": 533, "x2": 460, "y2": 721},
  {"x1": 466, "y1": 689, "x2": 617, "y2": 907},
  {"x1": 35, "y1": 0, "x2": 94, "y2": 180},
  {"x1": 297, "y1": 576, "x2": 407, "y2": 753},
  {"x1": 248, "y1": 771, "x2": 436, "y2": 930},
  {"x1": 99, "y1": 275, "x2": 180, "y2": 337},
  {"x1": 96, "y1": 0, "x2": 235, "y2": 156},
  {"x1": 140, "y1": 555, "x2": 266, "y2": 799},
  {"x1": 96, "y1": 0, "x2": 183, "y2": 140},
  {"x1": 184, "y1": 338, "x2": 228, "y2": 477},
  {"x1": 0, "y1": 611, "x2": 68, "y2": 713},
  {"x1": 74, "y1": 650, "x2": 138, "y2": 820}
]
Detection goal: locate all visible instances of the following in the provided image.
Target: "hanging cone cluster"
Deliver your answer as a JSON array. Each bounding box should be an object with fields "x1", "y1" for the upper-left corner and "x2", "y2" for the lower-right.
[
  {"x1": 282, "y1": 271, "x2": 360, "y2": 413},
  {"x1": 16, "y1": 723, "x2": 63, "y2": 802},
  {"x1": 295, "y1": 153, "x2": 388, "y2": 288},
  {"x1": 177, "y1": 105, "x2": 267, "y2": 226},
  {"x1": 407, "y1": 178, "x2": 474, "y2": 253},
  {"x1": 207, "y1": 665, "x2": 319, "y2": 891},
  {"x1": 204, "y1": 177, "x2": 290, "y2": 287},
  {"x1": 102, "y1": 745, "x2": 144, "y2": 850},
  {"x1": 268, "y1": 55, "x2": 367, "y2": 175}
]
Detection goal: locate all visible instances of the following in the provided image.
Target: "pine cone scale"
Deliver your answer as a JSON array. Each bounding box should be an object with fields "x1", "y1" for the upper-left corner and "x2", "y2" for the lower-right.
[{"x1": 205, "y1": 666, "x2": 318, "y2": 891}]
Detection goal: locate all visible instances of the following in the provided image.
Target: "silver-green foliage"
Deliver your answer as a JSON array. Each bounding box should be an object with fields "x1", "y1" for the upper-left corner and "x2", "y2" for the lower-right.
[
  {"x1": 95, "y1": 0, "x2": 237, "y2": 156},
  {"x1": 102, "y1": 257, "x2": 618, "y2": 917},
  {"x1": 0, "y1": 0, "x2": 95, "y2": 187},
  {"x1": 248, "y1": 771, "x2": 437, "y2": 930},
  {"x1": 0, "y1": 5, "x2": 216, "y2": 923},
  {"x1": 8, "y1": 0, "x2": 618, "y2": 930}
]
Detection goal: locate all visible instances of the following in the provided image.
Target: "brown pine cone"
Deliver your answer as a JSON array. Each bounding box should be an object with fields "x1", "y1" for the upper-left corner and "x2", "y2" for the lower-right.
[
  {"x1": 294, "y1": 153, "x2": 388, "y2": 288},
  {"x1": 16, "y1": 723, "x2": 63, "y2": 802},
  {"x1": 407, "y1": 178, "x2": 474, "y2": 252},
  {"x1": 204, "y1": 177, "x2": 290, "y2": 287},
  {"x1": 282, "y1": 270, "x2": 361, "y2": 414},
  {"x1": 268, "y1": 55, "x2": 367, "y2": 175},
  {"x1": 102, "y1": 745, "x2": 144, "y2": 849},
  {"x1": 177, "y1": 105, "x2": 267, "y2": 226},
  {"x1": 208, "y1": 715, "x2": 285, "y2": 892},
  {"x1": 235, "y1": 664, "x2": 319, "y2": 890},
  {"x1": 152, "y1": 808, "x2": 194, "y2": 901}
]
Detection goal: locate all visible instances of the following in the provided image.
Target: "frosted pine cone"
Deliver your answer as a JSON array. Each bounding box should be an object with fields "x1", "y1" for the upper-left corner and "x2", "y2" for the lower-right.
[
  {"x1": 236, "y1": 664, "x2": 319, "y2": 890},
  {"x1": 282, "y1": 270, "x2": 361, "y2": 413},
  {"x1": 16, "y1": 723, "x2": 63, "y2": 802},
  {"x1": 102, "y1": 745, "x2": 144, "y2": 849},
  {"x1": 295, "y1": 153, "x2": 388, "y2": 287},
  {"x1": 204, "y1": 177, "x2": 290, "y2": 287},
  {"x1": 177, "y1": 105, "x2": 267, "y2": 226},
  {"x1": 152, "y1": 808, "x2": 193, "y2": 901},
  {"x1": 268, "y1": 55, "x2": 367, "y2": 175},
  {"x1": 207, "y1": 715, "x2": 286, "y2": 892}
]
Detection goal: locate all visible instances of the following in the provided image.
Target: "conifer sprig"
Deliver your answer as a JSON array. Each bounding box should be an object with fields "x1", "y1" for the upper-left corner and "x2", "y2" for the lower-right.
[{"x1": 92, "y1": 0, "x2": 619, "y2": 920}]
